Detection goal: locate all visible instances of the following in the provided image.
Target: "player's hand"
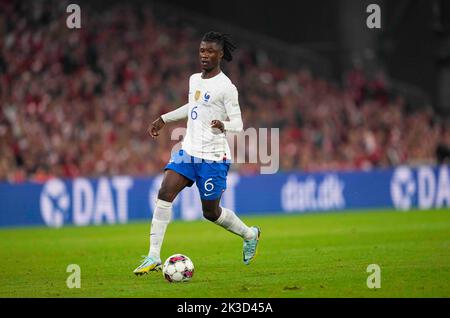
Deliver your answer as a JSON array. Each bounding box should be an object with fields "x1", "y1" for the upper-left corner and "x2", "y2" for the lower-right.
[
  {"x1": 148, "y1": 117, "x2": 165, "y2": 138},
  {"x1": 210, "y1": 120, "x2": 225, "y2": 133}
]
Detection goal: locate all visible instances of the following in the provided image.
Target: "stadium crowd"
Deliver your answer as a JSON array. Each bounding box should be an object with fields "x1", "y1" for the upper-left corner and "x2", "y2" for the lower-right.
[{"x1": 0, "y1": 1, "x2": 448, "y2": 182}]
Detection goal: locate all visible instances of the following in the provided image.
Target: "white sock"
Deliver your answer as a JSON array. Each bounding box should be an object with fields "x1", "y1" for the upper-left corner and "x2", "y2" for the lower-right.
[
  {"x1": 148, "y1": 199, "x2": 172, "y2": 260},
  {"x1": 214, "y1": 207, "x2": 256, "y2": 240}
]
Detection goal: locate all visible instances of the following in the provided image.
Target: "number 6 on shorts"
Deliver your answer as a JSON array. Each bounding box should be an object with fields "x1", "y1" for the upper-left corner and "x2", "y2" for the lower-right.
[{"x1": 204, "y1": 178, "x2": 214, "y2": 192}]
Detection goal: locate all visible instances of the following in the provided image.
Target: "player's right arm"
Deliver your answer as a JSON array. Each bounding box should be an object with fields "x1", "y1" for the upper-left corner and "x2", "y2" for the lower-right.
[
  {"x1": 160, "y1": 103, "x2": 189, "y2": 124},
  {"x1": 148, "y1": 103, "x2": 189, "y2": 138},
  {"x1": 148, "y1": 74, "x2": 194, "y2": 138}
]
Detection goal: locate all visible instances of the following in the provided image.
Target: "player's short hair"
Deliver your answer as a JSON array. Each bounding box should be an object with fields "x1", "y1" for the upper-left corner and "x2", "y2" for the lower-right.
[{"x1": 201, "y1": 31, "x2": 236, "y2": 62}]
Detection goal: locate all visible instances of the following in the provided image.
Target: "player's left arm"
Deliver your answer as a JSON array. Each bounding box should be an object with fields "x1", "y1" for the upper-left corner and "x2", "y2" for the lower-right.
[{"x1": 211, "y1": 84, "x2": 243, "y2": 133}]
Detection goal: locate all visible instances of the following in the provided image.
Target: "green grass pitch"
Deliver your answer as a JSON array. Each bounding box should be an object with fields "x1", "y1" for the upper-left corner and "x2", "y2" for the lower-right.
[{"x1": 0, "y1": 209, "x2": 449, "y2": 298}]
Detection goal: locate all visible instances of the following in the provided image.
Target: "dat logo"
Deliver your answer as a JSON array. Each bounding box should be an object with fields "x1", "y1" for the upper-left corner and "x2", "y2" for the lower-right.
[
  {"x1": 391, "y1": 166, "x2": 450, "y2": 210},
  {"x1": 40, "y1": 178, "x2": 70, "y2": 228},
  {"x1": 390, "y1": 167, "x2": 416, "y2": 210},
  {"x1": 40, "y1": 177, "x2": 133, "y2": 227}
]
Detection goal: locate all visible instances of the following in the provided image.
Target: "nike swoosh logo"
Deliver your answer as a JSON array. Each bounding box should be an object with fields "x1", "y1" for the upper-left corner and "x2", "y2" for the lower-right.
[{"x1": 204, "y1": 193, "x2": 215, "y2": 197}]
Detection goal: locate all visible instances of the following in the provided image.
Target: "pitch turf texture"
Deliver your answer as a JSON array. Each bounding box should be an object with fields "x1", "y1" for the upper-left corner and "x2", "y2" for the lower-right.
[{"x1": 0, "y1": 209, "x2": 449, "y2": 298}]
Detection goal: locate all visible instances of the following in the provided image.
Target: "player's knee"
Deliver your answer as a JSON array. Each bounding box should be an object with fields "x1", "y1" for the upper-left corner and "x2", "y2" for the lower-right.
[
  {"x1": 157, "y1": 187, "x2": 177, "y2": 202},
  {"x1": 202, "y1": 206, "x2": 220, "y2": 222}
]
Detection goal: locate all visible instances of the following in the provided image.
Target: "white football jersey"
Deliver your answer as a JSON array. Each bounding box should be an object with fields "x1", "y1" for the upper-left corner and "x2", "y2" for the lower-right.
[{"x1": 182, "y1": 72, "x2": 242, "y2": 161}]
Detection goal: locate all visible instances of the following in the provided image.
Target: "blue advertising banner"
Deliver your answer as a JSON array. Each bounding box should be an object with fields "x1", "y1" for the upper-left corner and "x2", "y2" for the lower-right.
[{"x1": 0, "y1": 165, "x2": 449, "y2": 228}]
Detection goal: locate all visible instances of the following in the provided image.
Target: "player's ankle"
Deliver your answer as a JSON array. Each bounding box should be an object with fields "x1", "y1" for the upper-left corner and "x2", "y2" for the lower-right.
[
  {"x1": 243, "y1": 228, "x2": 256, "y2": 241},
  {"x1": 148, "y1": 253, "x2": 161, "y2": 261}
]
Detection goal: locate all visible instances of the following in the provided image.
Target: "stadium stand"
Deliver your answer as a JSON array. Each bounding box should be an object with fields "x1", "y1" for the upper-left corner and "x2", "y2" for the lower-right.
[{"x1": 0, "y1": 1, "x2": 448, "y2": 182}]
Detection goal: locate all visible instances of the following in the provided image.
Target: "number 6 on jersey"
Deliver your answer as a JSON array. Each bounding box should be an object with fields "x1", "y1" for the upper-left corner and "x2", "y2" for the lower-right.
[{"x1": 191, "y1": 106, "x2": 198, "y2": 120}]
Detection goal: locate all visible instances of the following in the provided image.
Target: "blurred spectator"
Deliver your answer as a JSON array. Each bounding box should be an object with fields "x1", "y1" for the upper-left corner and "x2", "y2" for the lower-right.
[{"x1": 436, "y1": 128, "x2": 450, "y2": 164}]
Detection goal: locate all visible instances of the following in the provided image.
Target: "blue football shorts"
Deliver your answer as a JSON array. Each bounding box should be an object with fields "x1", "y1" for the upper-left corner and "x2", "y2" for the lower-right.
[{"x1": 164, "y1": 149, "x2": 231, "y2": 200}]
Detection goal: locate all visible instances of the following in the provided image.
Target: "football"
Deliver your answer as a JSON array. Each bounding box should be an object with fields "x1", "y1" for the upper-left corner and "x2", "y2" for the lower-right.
[{"x1": 162, "y1": 254, "x2": 195, "y2": 283}]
